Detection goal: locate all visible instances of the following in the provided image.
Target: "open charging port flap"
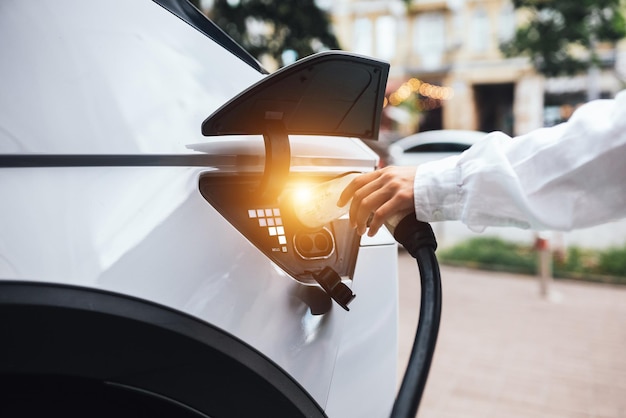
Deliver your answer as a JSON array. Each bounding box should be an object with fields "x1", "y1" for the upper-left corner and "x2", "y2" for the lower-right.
[{"x1": 199, "y1": 51, "x2": 390, "y2": 310}]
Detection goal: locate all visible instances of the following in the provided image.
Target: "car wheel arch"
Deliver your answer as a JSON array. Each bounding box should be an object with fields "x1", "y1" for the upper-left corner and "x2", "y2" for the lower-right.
[{"x1": 0, "y1": 281, "x2": 326, "y2": 418}]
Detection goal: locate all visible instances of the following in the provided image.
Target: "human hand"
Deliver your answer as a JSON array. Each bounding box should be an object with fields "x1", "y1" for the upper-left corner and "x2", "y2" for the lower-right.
[{"x1": 337, "y1": 166, "x2": 417, "y2": 236}]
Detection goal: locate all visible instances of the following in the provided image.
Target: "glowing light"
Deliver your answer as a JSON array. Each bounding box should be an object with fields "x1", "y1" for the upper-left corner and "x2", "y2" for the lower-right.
[
  {"x1": 291, "y1": 184, "x2": 314, "y2": 205},
  {"x1": 389, "y1": 92, "x2": 402, "y2": 106},
  {"x1": 408, "y1": 78, "x2": 421, "y2": 91},
  {"x1": 442, "y1": 87, "x2": 454, "y2": 100},
  {"x1": 397, "y1": 85, "x2": 412, "y2": 100},
  {"x1": 419, "y1": 83, "x2": 432, "y2": 97},
  {"x1": 386, "y1": 77, "x2": 455, "y2": 110}
]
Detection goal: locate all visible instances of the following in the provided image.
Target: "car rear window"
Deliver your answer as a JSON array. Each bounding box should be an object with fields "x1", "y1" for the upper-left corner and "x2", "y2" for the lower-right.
[{"x1": 405, "y1": 143, "x2": 471, "y2": 153}]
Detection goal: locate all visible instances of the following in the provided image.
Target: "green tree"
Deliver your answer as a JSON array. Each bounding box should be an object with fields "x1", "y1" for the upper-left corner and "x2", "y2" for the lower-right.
[
  {"x1": 207, "y1": 0, "x2": 340, "y2": 68},
  {"x1": 501, "y1": 0, "x2": 626, "y2": 77}
]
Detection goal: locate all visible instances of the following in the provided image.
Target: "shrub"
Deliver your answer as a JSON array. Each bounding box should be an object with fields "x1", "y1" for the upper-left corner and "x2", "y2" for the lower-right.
[
  {"x1": 554, "y1": 246, "x2": 599, "y2": 276},
  {"x1": 438, "y1": 237, "x2": 626, "y2": 284},
  {"x1": 438, "y1": 237, "x2": 536, "y2": 275},
  {"x1": 597, "y1": 244, "x2": 626, "y2": 276}
]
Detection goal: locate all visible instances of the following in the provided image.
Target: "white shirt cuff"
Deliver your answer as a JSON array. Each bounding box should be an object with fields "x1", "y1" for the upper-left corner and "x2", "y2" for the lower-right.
[{"x1": 413, "y1": 155, "x2": 463, "y2": 223}]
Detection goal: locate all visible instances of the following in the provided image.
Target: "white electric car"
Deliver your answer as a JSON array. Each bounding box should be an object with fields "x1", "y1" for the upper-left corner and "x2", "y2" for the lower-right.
[{"x1": 0, "y1": 1, "x2": 400, "y2": 417}]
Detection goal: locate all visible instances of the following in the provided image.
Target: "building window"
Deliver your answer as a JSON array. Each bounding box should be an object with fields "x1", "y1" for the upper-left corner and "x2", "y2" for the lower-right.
[
  {"x1": 450, "y1": 9, "x2": 464, "y2": 50},
  {"x1": 376, "y1": 15, "x2": 396, "y2": 60},
  {"x1": 470, "y1": 7, "x2": 489, "y2": 52},
  {"x1": 499, "y1": 2, "x2": 515, "y2": 42},
  {"x1": 353, "y1": 18, "x2": 373, "y2": 56},
  {"x1": 413, "y1": 12, "x2": 446, "y2": 70}
]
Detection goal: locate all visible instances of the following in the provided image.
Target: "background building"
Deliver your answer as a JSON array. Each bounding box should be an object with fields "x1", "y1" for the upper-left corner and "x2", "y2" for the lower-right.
[{"x1": 328, "y1": 0, "x2": 626, "y2": 137}]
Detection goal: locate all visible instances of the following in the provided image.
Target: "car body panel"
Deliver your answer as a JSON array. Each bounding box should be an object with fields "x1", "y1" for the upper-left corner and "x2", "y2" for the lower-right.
[
  {"x1": 0, "y1": 0, "x2": 399, "y2": 416},
  {"x1": 0, "y1": 0, "x2": 262, "y2": 154},
  {"x1": 0, "y1": 163, "x2": 398, "y2": 412}
]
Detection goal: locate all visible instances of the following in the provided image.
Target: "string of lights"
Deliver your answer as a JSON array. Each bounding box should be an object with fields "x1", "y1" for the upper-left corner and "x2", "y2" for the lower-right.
[{"x1": 385, "y1": 78, "x2": 455, "y2": 111}]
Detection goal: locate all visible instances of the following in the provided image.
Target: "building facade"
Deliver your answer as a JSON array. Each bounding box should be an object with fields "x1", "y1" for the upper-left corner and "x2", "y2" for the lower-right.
[{"x1": 329, "y1": 0, "x2": 625, "y2": 136}]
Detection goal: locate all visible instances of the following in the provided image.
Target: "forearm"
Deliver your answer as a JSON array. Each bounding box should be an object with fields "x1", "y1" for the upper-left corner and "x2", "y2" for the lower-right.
[{"x1": 414, "y1": 91, "x2": 626, "y2": 231}]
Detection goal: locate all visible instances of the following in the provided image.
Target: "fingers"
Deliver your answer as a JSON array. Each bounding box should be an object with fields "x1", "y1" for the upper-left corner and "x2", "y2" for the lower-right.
[
  {"x1": 365, "y1": 197, "x2": 398, "y2": 237},
  {"x1": 339, "y1": 166, "x2": 417, "y2": 236},
  {"x1": 350, "y1": 176, "x2": 394, "y2": 234},
  {"x1": 337, "y1": 170, "x2": 379, "y2": 207},
  {"x1": 356, "y1": 180, "x2": 413, "y2": 236}
]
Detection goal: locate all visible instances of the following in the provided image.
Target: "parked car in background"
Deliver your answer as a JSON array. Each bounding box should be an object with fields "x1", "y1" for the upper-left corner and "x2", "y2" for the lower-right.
[
  {"x1": 388, "y1": 129, "x2": 488, "y2": 166},
  {"x1": 0, "y1": 1, "x2": 399, "y2": 417}
]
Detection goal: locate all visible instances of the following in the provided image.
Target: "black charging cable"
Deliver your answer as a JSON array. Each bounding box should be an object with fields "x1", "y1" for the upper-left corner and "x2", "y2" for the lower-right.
[{"x1": 389, "y1": 215, "x2": 442, "y2": 418}]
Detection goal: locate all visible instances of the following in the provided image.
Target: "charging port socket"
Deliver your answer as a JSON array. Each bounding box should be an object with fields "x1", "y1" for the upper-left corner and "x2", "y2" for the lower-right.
[{"x1": 293, "y1": 228, "x2": 335, "y2": 260}]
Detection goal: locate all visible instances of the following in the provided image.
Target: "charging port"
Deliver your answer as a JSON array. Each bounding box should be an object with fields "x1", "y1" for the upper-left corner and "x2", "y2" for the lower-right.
[{"x1": 293, "y1": 228, "x2": 335, "y2": 260}]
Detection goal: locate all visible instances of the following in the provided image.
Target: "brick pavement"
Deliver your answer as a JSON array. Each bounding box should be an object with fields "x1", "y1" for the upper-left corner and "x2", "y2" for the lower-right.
[{"x1": 397, "y1": 254, "x2": 626, "y2": 418}]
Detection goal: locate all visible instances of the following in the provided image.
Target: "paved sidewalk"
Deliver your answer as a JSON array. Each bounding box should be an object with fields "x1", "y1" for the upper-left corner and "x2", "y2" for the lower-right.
[{"x1": 397, "y1": 253, "x2": 626, "y2": 418}]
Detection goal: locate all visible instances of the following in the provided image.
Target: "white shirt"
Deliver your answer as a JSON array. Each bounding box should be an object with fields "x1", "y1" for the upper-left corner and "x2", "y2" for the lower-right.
[{"x1": 414, "y1": 90, "x2": 626, "y2": 231}]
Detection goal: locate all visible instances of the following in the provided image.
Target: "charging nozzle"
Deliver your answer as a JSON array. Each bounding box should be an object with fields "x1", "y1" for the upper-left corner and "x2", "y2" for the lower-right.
[
  {"x1": 383, "y1": 210, "x2": 418, "y2": 238},
  {"x1": 389, "y1": 214, "x2": 437, "y2": 255},
  {"x1": 286, "y1": 172, "x2": 361, "y2": 230}
]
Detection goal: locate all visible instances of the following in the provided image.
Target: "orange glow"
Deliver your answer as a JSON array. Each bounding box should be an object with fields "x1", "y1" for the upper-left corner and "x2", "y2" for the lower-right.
[
  {"x1": 386, "y1": 77, "x2": 455, "y2": 110},
  {"x1": 290, "y1": 183, "x2": 314, "y2": 205},
  {"x1": 408, "y1": 78, "x2": 421, "y2": 91}
]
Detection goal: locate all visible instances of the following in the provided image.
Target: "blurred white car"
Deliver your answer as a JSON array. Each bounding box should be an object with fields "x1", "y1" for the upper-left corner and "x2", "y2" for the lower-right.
[
  {"x1": 389, "y1": 129, "x2": 487, "y2": 166},
  {"x1": 0, "y1": 1, "x2": 399, "y2": 417}
]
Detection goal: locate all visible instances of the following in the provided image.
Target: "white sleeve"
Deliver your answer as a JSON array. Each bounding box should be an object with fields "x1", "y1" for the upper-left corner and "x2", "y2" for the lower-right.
[{"x1": 413, "y1": 90, "x2": 626, "y2": 231}]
